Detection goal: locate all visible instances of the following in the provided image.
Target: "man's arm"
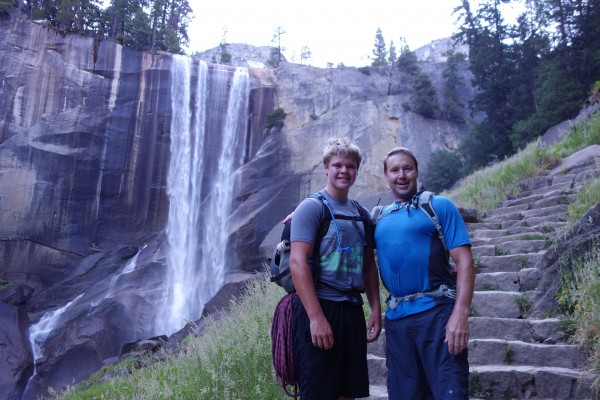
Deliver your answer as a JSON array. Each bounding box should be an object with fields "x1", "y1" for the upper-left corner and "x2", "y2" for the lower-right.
[
  {"x1": 445, "y1": 245, "x2": 475, "y2": 355},
  {"x1": 289, "y1": 241, "x2": 334, "y2": 350},
  {"x1": 363, "y1": 247, "x2": 382, "y2": 342}
]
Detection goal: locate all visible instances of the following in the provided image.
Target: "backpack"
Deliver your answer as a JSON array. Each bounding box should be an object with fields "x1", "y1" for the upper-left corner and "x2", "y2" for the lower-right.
[
  {"x1": 372, "y1": 190, "x2": 457, "y2": 281},
  {"x1": 371, "y1": 190, "x2": 447, "y2": 252},
  {"x1": 267, "y1": 192, "x2": 371, "y2": 293}
]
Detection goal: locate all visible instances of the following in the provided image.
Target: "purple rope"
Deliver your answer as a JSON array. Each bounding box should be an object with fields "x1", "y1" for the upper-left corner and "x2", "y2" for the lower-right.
[{"x1": 271, "y1": 292, "x2": 299, "y2": 398}]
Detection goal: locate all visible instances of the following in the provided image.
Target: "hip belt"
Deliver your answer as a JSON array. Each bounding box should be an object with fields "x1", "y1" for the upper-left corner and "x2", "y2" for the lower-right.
[{"x1": 386, "y1": 284, "x2": 456, "y2": 310}]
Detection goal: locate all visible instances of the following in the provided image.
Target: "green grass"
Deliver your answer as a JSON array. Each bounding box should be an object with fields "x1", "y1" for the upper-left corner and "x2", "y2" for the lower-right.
[
  {"x1": 557, "y1": 246, "x2": 600, "y2": 392},
  {"x1": 52, "y1": 277, "x2": 289, "y2": 400},
  {"x1": 568, "y1": 177, "x2": 600, "y2": 224},
  {"x1": 445, "y1": 109, "x2": 600, "y2": 212}
]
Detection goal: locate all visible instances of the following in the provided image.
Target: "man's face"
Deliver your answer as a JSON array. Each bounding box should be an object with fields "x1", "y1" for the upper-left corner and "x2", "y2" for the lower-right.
[
  {"x1": 325, "y1": 155, "x2": 358, "y2": 193},
  {"x1": 384, "y1": 153, "x2": 418, "y2": 202}
]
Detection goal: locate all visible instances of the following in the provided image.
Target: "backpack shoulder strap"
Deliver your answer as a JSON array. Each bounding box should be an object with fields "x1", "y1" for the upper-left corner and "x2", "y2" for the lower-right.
[{"x1": 417, "y1": 191, "x2": 447, "y2": 253}]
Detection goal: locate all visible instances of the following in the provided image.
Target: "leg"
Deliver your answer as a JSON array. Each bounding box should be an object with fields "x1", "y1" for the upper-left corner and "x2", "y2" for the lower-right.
[{"x1": 385, "y1": 315, "x2": 433, "y2": 399}]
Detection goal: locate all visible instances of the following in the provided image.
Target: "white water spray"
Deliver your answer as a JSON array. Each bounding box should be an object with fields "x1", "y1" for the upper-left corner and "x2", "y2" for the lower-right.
[
  {"x1": 29, "y1": 293, "x2": 85, "y2": 362},
  {"x1": 155, "y1": 56, "x2": 249, "y2": 334}
]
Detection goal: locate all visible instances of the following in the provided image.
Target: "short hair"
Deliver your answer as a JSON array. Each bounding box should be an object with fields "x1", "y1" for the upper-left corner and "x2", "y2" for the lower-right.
[
  {"x1": 383, "y1": 147, "x2": 418, "y2": 173},
  {"x1": 322, "y1": 137, "x2": 362, "y2": 168}
]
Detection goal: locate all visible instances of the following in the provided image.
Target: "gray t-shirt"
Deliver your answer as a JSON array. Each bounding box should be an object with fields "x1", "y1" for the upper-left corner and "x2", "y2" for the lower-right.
[{"x1": 290, "y1": 190, "x2": 372, "y2": 304}]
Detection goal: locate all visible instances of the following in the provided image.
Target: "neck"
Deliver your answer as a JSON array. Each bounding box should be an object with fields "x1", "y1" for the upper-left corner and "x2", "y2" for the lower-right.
[{"x1": 326, "y1": 185, "x2": 349, "y2": 202}]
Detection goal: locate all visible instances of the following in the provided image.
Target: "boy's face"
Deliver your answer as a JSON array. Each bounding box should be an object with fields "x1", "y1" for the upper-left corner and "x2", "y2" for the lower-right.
[
  {"x1": 325, "y1": 154, "x2": 358, "y2": 194},
  {"x1": 384, "y1": 153, "x2": 418, "y2": 202}
]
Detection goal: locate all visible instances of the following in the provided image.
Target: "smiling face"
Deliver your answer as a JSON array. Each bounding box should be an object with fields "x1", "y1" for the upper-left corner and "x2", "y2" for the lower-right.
[
  {"x1": 384, "y1": 153, "x2": 419, "y2": 202},
  {"x1": 325, "y1": 154, "x2": 358, "y2": 200}
]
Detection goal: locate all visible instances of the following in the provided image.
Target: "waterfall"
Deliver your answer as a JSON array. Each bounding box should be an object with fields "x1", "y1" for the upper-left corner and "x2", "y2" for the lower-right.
[
  {"x1": 155, "y1": 56, "x2": 249, "y2": 335},
  {"x1": 29, "y1": 293, "x2": 85, "y2": 363}
]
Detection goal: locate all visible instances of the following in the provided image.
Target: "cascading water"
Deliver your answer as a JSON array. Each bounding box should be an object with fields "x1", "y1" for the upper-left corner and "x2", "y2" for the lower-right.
[{"x1": 155, "y1": 55, "x2": 249, "y2": 335}]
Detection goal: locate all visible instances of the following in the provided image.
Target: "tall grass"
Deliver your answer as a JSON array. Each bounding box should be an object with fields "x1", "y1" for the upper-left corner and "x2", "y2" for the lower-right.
[
  {"x1": 53, "y1": 277, "x2": 289, "y2": 400},
  {"x1": 446, "y1": 110, "x2": 600, "y2": 211},
  {"x1": 557, "y1": 247, "x2": 600, "y2": 391},
  {"x1": 444, "y1": 142, "x2": 555, "y2": 211}
]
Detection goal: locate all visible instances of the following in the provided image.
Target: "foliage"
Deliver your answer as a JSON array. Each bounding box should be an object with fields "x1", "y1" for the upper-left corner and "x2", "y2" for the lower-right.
[
  {"x1": 21, "y1": 0, "x2": 193, "y2": 54},
  {"x1": 567, "y1": 178, "x2": 600, "y2": 224},
  {"x1": 53, "y1": 277, "x2": 286, "y2": 399},
  {"x1": 397, "y1": 47, "x2": 439, "y2": 119},
  {"x1": 441, "y1": 48, "x2": 466, "y2": 125},
  {"x1": 556, "y1": 246, "x2": 600, "y2": 391},
  {"x1": 371, "y1": 27, "x2": 387, "y2": 67},
  {"x1": 300, "y1": 45, "x2": 312, "y2": 65},
  {"x1": 265, "y1": 107, "x2": 286, "y2": 129},
  {"x1": 0, "y1": 0, "x2": 16, "y2": 15},
  {"x1": 357, "y1": 66, "x2": 371, "y2": 76},
  {"x1": 446, "y1": 109, "x2": 600, "y2": 212},
  {"x1": 267, "y1": 26, "x2": 286, "y2": 68},
  {"x1": 444, "y1": 140, "x2": 551, "y2": 211},
  {"x1": 453, "y1": 0, "x2": 600, "y2": 173},
  {"x1": 423, "y1": 149, "x2": 463, "y2": 192}
]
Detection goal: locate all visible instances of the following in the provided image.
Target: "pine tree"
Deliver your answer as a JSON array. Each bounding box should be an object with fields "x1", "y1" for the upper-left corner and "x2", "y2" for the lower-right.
[{"x1": 371, "y1": 27, "x2": 387, "y2": 67}]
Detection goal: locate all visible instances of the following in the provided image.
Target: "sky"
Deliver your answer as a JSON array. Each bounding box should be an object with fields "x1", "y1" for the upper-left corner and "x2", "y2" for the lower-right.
[{"x1": 185, "y1": 0, "x2": 467, "y2": 68}]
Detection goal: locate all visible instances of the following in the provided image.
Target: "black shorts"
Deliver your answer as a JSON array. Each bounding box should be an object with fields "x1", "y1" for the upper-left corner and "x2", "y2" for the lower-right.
[{"x1": 293, "y1": 296, "x2": 369, "y2": 400}]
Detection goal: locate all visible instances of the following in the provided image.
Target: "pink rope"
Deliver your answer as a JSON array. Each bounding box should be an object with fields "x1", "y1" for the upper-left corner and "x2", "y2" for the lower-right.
[{"x1": 271, "y1": 293, "x2": 299, "y2": 398}]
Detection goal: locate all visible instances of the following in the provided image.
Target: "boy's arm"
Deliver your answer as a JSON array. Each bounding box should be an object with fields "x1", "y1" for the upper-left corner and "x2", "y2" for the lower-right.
[
  {"x1": 363, "y1": 247, "x2": 382, "y2": 342},
  {"x1": 290, "y1": 241, "x2": 334, "y2": 350}
]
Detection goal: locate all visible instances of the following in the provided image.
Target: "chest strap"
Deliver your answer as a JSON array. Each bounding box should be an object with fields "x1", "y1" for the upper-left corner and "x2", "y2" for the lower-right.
[{"x1": 386, "y1": 284, "x2": 456, "y2": 310}]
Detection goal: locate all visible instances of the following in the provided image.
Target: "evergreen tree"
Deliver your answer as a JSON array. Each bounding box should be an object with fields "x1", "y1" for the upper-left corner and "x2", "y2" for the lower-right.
[
  {"x1": 371, "y1": 27, "x2": 387, "y2": 67},
  {"x1": 388, "y1": 40, "x2": 397, "y2": 66},
  {"x1": 397, "y1": 46, "x2": 439, "y2": 118},
  {"x1": 0, "y1": 0, "x2": 17, "y2": 14},
  {"x1": 441, "y1": 48, "x2": 466, "y2": 124},
  {"x1": 300, "y1": 44, "x2": 312, "y2": 65},
  {"x1": 268, "y1": 26, "x2": 286, "y2": 67},
  {"x1": 424, "y1": 150, "x2": 463, "y2": 192},
  {"x1": 455, "y1": 0, "x2": 516, "y2": 168}
]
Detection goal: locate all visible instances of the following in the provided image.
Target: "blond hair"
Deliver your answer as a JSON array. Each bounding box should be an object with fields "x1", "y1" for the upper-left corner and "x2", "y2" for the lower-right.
[{"x1": 322, "y1": 138, "x2": 362, "y2": 168}]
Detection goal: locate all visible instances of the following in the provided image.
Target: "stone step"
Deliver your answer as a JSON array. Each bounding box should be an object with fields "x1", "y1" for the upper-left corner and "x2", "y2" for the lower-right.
[
  {"x1": 469, "y1": 317, "x2": 567, "y2": 343},
  {"x1": 469, "y1": 365, "x2": 596, "y2": 400},
  {"x1": 367, "y1": 331, "x2": 386, "y2": 357},
  {"x1": 468, "y1": 339, "x2": 586, "y2": 368},
  {"x1": 477, "y1": 253, "x2": 544, "y2": 272},
  {"x1": 359, "y1": 384, "x2": 388, "y2": 400},
  {"x1": 366, "y1": 353, "x2": 387, "y2": 385},
  {"x1": 472, "y1": 244, "x2": 496, "y2": 257},
  {"x1": 495, "y1": 239, "x2": 549, "y2": 255},
  {"x1": 475, "y1": 269, "x2": 541, "y2": 292},
  {"x1": 471, "y1": 232, "x2": 548, "y2": 247},
  {"x1": 475, "y1": 271, "x2": 519, "y2": 291},
  {"x1": 521, "y1": 203, "x2": 568, "y2": 219},
  {"x1": 481, "y1": 211, "x2": 525, "y2": 225},
  {"x1": 482, "y1": 203, "x2": 530, "y2": 219},
  {"x1": 472, "y1": 291, "x2": 536, "y2": 318},
  {"x1": 471, "y1": 226, "x2": 543, "y2": 240},
  {"x1": 466, "y1": 221, "x2": 502, "y2": 231}
]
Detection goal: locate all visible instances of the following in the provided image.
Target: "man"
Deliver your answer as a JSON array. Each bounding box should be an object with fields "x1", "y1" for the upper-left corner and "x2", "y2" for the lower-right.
[
  {"x1": 289, "y1": 137, "x2": 382, "y2": 400},
  {"x1": 375, "y1": 147, "x2": 474, "y2": 399}
]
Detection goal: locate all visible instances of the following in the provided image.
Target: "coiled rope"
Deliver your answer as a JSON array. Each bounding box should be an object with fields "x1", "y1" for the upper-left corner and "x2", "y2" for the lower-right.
[{"x1": 271, "y1": 292, "x2": 299, "y2": 398}]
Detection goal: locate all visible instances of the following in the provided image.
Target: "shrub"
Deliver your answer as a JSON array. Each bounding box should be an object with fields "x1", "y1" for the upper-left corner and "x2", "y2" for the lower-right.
[{"x1": 265, "y1": 107, "x2": 286, "y2": 129}]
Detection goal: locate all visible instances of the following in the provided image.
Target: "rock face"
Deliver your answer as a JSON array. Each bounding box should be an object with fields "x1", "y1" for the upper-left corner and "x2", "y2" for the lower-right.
[{"x1": 0, "y1": 14, "x2": 471, "y2": 398}]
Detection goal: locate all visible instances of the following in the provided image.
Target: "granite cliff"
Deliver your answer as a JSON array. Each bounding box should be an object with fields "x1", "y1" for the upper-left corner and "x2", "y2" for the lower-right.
[{"x1": 0, "y1": 14, "x2": 471, "y2": 398}]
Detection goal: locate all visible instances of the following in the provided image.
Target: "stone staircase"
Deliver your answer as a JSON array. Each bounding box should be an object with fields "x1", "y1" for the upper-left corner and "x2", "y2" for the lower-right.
[{"x1": 363, "y1": 152, "x2": 600, "y2": 399}]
